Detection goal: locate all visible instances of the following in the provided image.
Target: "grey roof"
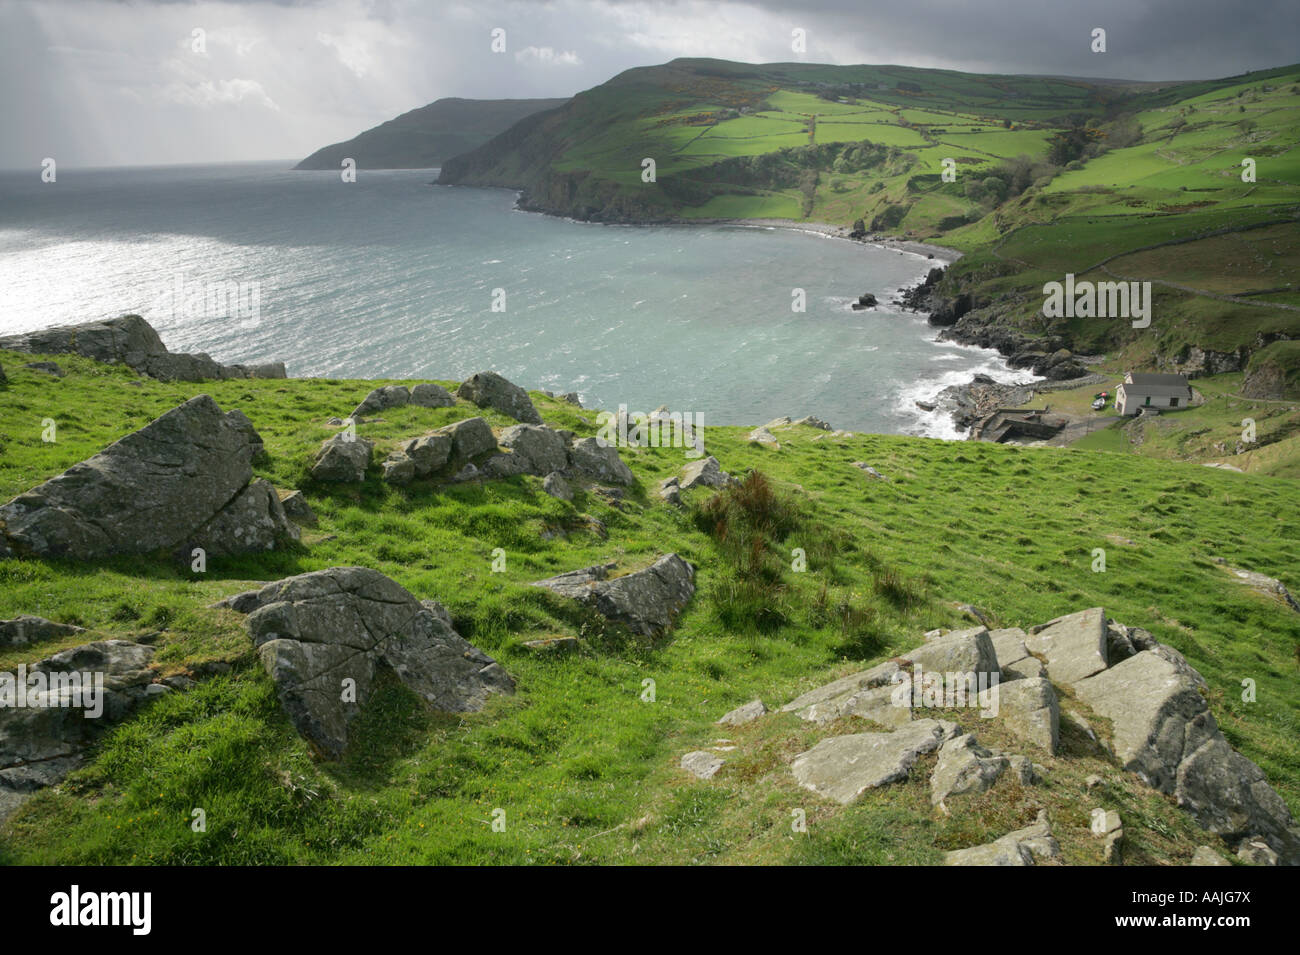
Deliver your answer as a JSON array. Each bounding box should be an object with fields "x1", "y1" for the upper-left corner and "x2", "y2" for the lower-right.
[{"x1": 1127, "y1": 372, "x2": 1189, "y2": 386}]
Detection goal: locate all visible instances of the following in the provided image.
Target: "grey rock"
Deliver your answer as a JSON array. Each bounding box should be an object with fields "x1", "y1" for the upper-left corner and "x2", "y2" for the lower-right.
[
  {"x1": 781, "y1": 661, "x2": 901, "y2": 715},
  {"x1": 945, "y1": 810, "x2": 1061, "y2": 866},
  {"x1": 1025, "y1": 607, "x2": 1108, "y2": 685},
  {"x1": 899, "y1": 627, "x2": 1000, "y2": 683},
  {"x1": 188, "y1": 478, "x2": 300, "y2": 556},
  {"x1": 559, "y1": 392, "x2": 581, "y2": 406},
  {"x1": 234, "y1": 567, "x2": 514, "y2": 758},
  {"x1": 658, "y1": 476, "x2": 682, "y2": 506},
  {"x1": 532, "y1": 554, "x2": 695, "y2": 638},
  {"x1": 438, "y1": 416, "x2": 497, "y2": 463},
  {"x1": 542, "y1": 471, "x2": 573, "y2": 501},
  {"x1": 381, "y1": 452, "x2": 416, "y2": 485},
  {"x1": 0, "y1": 639, "x2": 157, "y2": 821},
  {"x1": 791, "y1": 416, "x2": 832, "y2": 430},
  {"x1": 310, "y1": 433, "x2": 373, "y2": 482},
  {"x1": 931, "y1": 733, "x2": 1027, "y2": 806},
  {"x1": 403, "y1": 432, "x2": 454, "y2": 477},
  {"x1": 748, "y1": 427, "x2": 780, "y2": 448},
  {"x1": 678, "y1": 456, "x2": 730, "y2": 491},
  {"x1": 1074, "y1": 646, "x2": 1300, "y2": 862},
  {"x1": 351, "y1": 385, "x2": 409, "y2": 419},
  {"x1": 1237, "y1": 839, "x2": 1279, "y2": 866},
  {"x1": 681, "y1": 751, "x2": 725, "y2": 780},
  {"x1": 850, "y1": 462, "x2": 887, "y2": 480},
  {"x1": 409, "y1": 382, "x2": 456, "y2": 408},
  {"x1": 1222, "y1": 564, "x2": 1300, "y2": 613},
  {"x1": 24, "y1": 361, "x2": 64, "y2": 377},
  {"x1": 457, "y1": 371, "x2": 542, "y2": 424},
  {"x1": 279, "y1": 490, "x2": 316, "y2": 525},
  {"x1": 791, "y1": 719, "x2": 959, "y2": 804},
  {"x1": 802, "y1": 682, "x2": 912, "y2": 727},
  {"x1": 0, "y1": 616, "x2": 87, "y2": 649},
  {"x1": 717, "y1": 699, "x2": 767, "y2": 726},
  {"x1": 1191, "y1": 845, "x2": 1231, "y2": 866},
  {"x1": 990, "y1": 677, "x2": 1059, "y2": 755},
  {"x1": 0, "y1": 395, "x2": 262, "y2": 559},
  {"x1": 486, "y1": 424, "x2": 569, "y2": 478},
  {"x1": 568, "y1": 437, "x2": 634, "y2": 485}
]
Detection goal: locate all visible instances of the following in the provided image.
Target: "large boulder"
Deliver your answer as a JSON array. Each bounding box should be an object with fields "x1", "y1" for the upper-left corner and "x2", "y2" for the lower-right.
[
  {"x1": 0, "y1": 314, "x2": 285, "y2": 381},
  {"x1": 438, "y1": 417, "x2": 498, "y2": 463},
  {"x1": 0, "y1": 395, "x2": 262, "y2": 560},
  {"x1": 233, "y1": 567, "x2": 514, "y2": 757},
  {"x1": 484, "y1": 424, "x2": 569, "y2": 478},
  {"x1": 456, "y1": 371, "x2": 542, "y2": 424},
  {"x1": 1026, "y1": 607, "x2": 1108, "y2": 685},
  {"x1": 532, "y1": 554, "x2": 695, "y2": 638},
  {"x1": 310, "y1": 433, "x2": 373, "y2": 482},
  {"x1": 791, "y1": 719, "x2": 959, "y2": 805},
  {"x1": 781, "y1": 661, "x2": 902, "y2": 717},
  {"x1": 0, "y1": 640, "x2": 157, "y2": 822},
  {"x1": 1073, "y1": 645, "x2": 1300, "y2": 862},
  {"x1": 187, "y1": 479, "x2": 299, "y2": 556},
  {"x1": 568, "y1": 437, "x2": 634, "y2": 485},
  {"x1": 403, "y1": 433, "x2": 454, "y2": 477}
]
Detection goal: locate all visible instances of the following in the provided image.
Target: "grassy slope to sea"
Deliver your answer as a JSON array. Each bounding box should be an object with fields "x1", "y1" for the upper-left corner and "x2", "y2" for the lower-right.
[{"x1": 1, "y1": 354, "x2": 1298, "y2": 865}]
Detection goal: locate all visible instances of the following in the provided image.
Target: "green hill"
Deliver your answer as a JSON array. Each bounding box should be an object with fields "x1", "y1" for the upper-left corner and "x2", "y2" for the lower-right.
[
  {"x1": 438, "y1": 59, "x2": 1300, "y2": 363},
  {"x1": 294, "y1": 97, "x2": 568, "y2": 171},
  {"x1": 1, "y1": 351, "x2": 1297, "y2": 865}
]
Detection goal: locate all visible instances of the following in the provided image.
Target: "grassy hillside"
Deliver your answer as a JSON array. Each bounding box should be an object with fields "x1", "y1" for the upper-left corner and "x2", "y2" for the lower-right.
[
  {"x1": 294, "y1": 97, "x2": 567, "y2": 171},
  {"x1": 437, "y1": 58, "x2": 1300, "y2": 364},
  {"x1": 2, "y1": 352, "x2": 1297, "y2": 864}
]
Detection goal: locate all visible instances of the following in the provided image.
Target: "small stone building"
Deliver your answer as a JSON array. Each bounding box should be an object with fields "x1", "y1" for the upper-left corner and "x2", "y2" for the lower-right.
[{"x1": 1115, "y1": 372, "x2": 1191, "y2": 416}]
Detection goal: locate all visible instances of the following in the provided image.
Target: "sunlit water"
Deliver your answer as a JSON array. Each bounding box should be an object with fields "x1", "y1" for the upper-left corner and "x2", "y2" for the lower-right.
[{"x1": 0, "y1": 162, "x2": 1032, "y2": 437}]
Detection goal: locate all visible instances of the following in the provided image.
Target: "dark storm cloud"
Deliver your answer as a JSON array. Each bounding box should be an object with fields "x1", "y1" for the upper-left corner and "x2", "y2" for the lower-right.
[{"x1": 1, "y1": 0, "x2": 1295, "y2": 169}]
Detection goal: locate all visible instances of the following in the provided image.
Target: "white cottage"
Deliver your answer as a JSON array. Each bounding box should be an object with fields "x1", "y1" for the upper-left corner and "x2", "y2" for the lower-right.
[{"x1": 1115, "y1": 372, "x2": 1192, "y2": 416}]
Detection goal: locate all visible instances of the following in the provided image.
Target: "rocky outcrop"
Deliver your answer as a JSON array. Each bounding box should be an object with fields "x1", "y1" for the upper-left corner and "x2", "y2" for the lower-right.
[
  {"x1": 717, "y1": 700, "x2": 767, "y2": 726},
  {"x1": 0, "y1": 640, "x2": 159, "y2": 822},
  {"x1": 0, "y1": 395, "x2": 289, "y2": 560},
  {"x1": 930, "y1": 733, "x2": 1032, "y2": 806},
  {"x1": 0, "y1": 315, "x2": 285, "y2": 382},
  {"x1": 1072, "y1": 643, "x2": 1300, "y2": 863},
  {"x1": 310, "y1": 433, "x2": 373, "y2": 482},
  {"x1": 410, "y1": 383, "x2": 456, "y2": 408},
  {"x1": 457, "y1": 371, "x2": 542, "y2": 424},
  {"x1": 228, "y1": 567, "x2": 514, "y2": 758},
  {"x1": 532, "y1": 554, "x2": 695, "y2": 638},
  {"x1": 791, "y1": 719, "x2": 960, "y2": 805}
]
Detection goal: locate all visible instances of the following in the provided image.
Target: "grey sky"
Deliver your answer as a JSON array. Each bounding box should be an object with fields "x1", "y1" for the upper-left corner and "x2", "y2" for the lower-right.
[{"x1": 2, "y1": 0, "x2": 1296, "y2": 169}]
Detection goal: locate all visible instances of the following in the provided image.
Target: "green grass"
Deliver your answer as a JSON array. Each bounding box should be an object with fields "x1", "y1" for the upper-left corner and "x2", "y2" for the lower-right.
[{"x1": 1, "y1": 351, "x2": 1298, "y2": 864}]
